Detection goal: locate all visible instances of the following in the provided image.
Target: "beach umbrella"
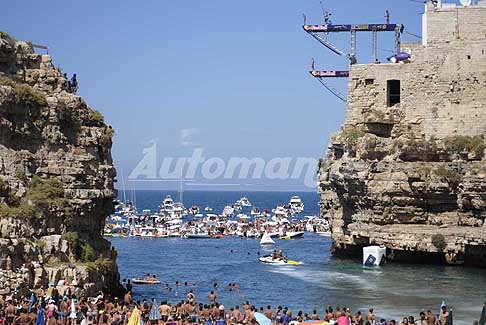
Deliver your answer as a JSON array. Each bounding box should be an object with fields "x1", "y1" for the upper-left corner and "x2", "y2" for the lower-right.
[
  {"x1": 445, "y1": 310, "x2": 453, "y2": 325},
  {"x1": 128, "y1": 306, "x2": 141, "y2": 325},
  {"x1": 254, "y1": 312, "x2": 272, "y2": 325},
  {"x1": 36, "y1": 305, "x2": 44, "y2": 325},
  {"x1": 479, "y1": 303, "x2": 486, "y2": 325}
]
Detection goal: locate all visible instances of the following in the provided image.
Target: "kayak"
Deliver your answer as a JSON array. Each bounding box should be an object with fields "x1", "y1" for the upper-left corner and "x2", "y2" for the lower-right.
[
  {"x1": 279, "y1": 235, "x2": 291, "y2": 240},
  {"x1": 258, "y1": 256, "x2": 303, "y2": 265},
  {"x1": 132, "y1": 278, "x2": 161, "y2": 284}
]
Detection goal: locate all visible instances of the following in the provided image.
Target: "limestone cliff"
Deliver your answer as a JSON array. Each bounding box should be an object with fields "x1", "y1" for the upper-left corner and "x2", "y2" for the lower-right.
[
  {"x1": 0, "y1": 32, "x2": 123, "y2": 295},
  {"x1": 318, "y1": 4, "x2": 486, "y2": 266}
]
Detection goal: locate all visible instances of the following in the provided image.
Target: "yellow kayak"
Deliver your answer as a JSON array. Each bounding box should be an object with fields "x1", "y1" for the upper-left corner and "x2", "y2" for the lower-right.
[{"x1": 279, "y1": 235, "x2": 291, "y2": 240}]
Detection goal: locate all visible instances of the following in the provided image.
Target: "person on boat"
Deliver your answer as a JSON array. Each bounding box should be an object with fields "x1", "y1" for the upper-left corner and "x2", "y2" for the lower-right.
[
  {"x1": 311, "y1": 310, "x2": 319, "y2": 320},
  {"x1": 264, "y1": 306, "x2": 273, "y2": 321}
]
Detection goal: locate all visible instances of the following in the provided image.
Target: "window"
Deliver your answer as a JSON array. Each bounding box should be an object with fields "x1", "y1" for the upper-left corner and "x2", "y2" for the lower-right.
[
  {"x1": 365, "y1": 78, "x2": 375, "y2": 85},
  {"x1": 387, "y1": 80, "x2": 400, "y2": 107},
  {"x1": 467, "y1": 55, "x2": 471, "y2": 59}
]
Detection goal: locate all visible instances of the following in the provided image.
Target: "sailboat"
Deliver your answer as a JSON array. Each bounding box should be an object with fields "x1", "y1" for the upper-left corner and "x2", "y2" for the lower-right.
[{"x1": 260, "y1": 232, "x2": 275, "y2": 245}]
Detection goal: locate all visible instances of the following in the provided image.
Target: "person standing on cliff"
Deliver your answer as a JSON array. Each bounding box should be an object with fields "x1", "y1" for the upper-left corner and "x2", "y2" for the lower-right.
[
  {"x1": 70, "y1": 74, "x2": 78, "y2": 94},
  {"x1": 385, "y1": 10, "x2": 390, "y2": 24}
]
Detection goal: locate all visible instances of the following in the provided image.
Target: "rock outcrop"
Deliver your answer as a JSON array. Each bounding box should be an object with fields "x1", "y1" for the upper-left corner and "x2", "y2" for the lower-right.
[
  {"x1": 0, "y1": 31, "x2": 123, "y2": 295},
  {"x1": 318, "y1": 4, "x2": 486, "y2": 266}
]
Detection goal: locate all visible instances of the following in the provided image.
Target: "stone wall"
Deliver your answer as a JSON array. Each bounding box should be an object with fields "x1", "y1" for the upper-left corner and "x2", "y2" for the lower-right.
[
  {"x1": 318, "y1": 4, "x2": 486, "y2": 266},
  {"x1": 0, "y1": 32, "x2": 123, "y2": 296}
]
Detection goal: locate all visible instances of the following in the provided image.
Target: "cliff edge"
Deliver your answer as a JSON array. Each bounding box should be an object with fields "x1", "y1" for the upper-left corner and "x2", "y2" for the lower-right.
[
  {"x1": 318, "y1": 4, "x2": 486, "y2": 266},
  {"x1": 0, "y1": 32, "x2": 123, "y2": 295}
]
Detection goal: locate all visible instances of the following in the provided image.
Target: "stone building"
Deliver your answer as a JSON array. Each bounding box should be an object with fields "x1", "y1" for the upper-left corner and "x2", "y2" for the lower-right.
[{"x1": 318, "y1": 1, "x2": 486, "y2": 266}]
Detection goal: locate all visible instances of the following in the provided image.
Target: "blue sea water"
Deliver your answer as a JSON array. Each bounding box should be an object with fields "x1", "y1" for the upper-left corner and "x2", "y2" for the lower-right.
[{"x1": 110, "y1": 190, "x2": 486, "y2": 325}]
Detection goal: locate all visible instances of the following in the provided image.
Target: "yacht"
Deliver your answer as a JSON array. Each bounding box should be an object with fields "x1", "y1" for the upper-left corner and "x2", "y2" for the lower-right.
[
  {"x1": 289, "y1": 196, "x2": 304, "y2": 213},
  {"x1": 250, "y1": 207, "x2": 261, "y2": 216},
  {"x1": 237, "y1": 197, "x2": 252, "y2": 207},
  {"x1": 189, "y1": 204, "x2": 200, "y2": 215},
  {"x1": 222, "y1": 205, "x2": 235, "y2": 217},
  {"x1": 161, "y1": 195, "x2": 174, "y2": 208}
]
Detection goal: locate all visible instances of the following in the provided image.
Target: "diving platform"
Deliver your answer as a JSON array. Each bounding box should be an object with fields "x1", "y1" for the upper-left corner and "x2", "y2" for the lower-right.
[
  {"x1": 303, "y1": 23, "x2": 404, "y2": 64},
  {"x1": 309, "y1": 70, "x2": 349, "y2": 102},
  {"x1": 303, "y1": 23, "x2": 404, "y2": 33},
  {"x1": 310, "y1": 70, "x2": 349, "y2": 78}
]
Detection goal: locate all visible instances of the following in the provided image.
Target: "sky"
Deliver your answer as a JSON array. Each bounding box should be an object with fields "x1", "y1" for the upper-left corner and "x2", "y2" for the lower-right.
[{"x1": 1, "y1": 0, "x2": 453, "y2": 191}]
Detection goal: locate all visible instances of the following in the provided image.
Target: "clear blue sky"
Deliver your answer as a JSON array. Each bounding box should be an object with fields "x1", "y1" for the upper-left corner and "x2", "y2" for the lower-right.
[{"x1": 2, "y1": 0, "x2": 449, "y2": 191}]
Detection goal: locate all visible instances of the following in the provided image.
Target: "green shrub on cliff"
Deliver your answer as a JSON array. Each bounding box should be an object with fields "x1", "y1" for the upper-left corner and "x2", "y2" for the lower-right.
[
  {"x1": 0, "y1": 175, "x2": 68, "y2": 219},
  {"x1": 59, "y1": 107, "x2": 81, "y2": 139},
  {"x1": 0, "y1": 75, "x2": 47, "y2": 108},
  {"x1": 13, "y1": 83, "x2": 47, "y2": 107},
  {"x1": 62, "y1": 231, "x2": 96, "y2": 262},
  {"x1": 433, "y1": 165, "x2": 461, "y2": 188},
  {"x1": 431, "y1": 234, "x2": 447, "y2": 251},
  {"x1": 99, "y1": 126, "x2": 115, "y2": 147},
  {"x1": 341, "y1": 127, "x2": 364, "y2": 151},
  {"x1": 444, "y1": 135, "x2": 485, "y2": 158},
  {"x1": 90, "y1": 110, "x2": 105, "y2": 124}
]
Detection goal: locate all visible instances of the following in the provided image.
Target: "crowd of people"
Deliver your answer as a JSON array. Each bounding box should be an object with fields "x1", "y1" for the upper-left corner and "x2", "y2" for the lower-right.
[{"x1": 0, "y1": 280, "x2": 478, "y2": 325}]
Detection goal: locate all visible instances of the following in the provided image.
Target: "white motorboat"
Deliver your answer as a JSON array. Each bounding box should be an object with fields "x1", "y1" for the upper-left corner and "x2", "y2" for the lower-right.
[
  {"x1": 237, "y1": 197, "x2": 252, "y2": 207},
  {"x1": 222, "y1": 205, "x2": 235, "y2": 217},
  {"x1": 286, "y1": 231, "x2": 304, "y2": 239},
  {"x1": 204, "y1": 206, "x2": 213, "y2": 212},
  {"x1": 189, "y1": 204, "x2": 199, "y2": 215},
  {"x1": 260, "y1": 232, "x2": 275, "y2": 245},
  {"x1": 289, "y1": 196, "x2": 304, "y2": 213},
  {"x1": 258, "y1": 255, "x2": 303, "y2": 265},
  {"x1": 251, "y1": 207, "x2": 261, "y2": 216}
]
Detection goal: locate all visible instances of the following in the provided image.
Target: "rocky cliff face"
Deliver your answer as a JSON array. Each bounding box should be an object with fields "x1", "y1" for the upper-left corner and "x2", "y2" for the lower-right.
[
  {"x1": 318, "y1": 4, "x2": 486, "y2": 266},
  {"x1": 0, "y1": 32, "x2": 123, "y2": 295}
]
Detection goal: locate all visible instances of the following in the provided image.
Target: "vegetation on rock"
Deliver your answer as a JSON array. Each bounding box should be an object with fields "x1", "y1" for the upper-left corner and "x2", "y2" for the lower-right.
[
  {"x1": 341, "y1": 127, "x2": 364, "y2": 151},
  {"x1": 0, "y1": 175, "x2": 70, "y2": 219},
  {"x1": 99, "y1": 126, "x2": 115, "y2": 147},
  {"x1": 0, "y1": 75, "x2": 47, "y2": 108},
  {"x1": 444, "y1": 135, "x2": 485, "y2": 159},
  {"x1": 62, "y1": 231, "x2": 96, "y2": 262},
  {"x1": 90, "y1": 110, "x2": 105, "y2": 124},
  {"x1": 59, "y1": 107, "x2": 81, "y2": 139},
  {"x1": 431, "y1": 234, "x2": 447, "y2": 251},
  {"x1": 433, "y1": 165, "x2": 462, "y2": 189}
]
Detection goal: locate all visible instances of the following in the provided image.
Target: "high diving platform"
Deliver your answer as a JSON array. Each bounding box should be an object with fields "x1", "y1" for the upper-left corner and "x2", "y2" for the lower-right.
[{"x1": 304, "y1": 19, "x2": 405, "y2": 101}]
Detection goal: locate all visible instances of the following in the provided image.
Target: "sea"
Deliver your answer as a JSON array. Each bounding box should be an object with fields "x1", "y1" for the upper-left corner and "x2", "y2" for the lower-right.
[{"x1": 110, "y1": 190, "x2": 486, "y2": 325}]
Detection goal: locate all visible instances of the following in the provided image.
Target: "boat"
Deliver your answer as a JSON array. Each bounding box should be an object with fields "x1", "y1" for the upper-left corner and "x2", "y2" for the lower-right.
[
  {"x1": 204, "y1": 206, "x2": 213, "y2": 212},
  {"x1": 189, "y1": 204, "x2": 199, "y2": 215},
  {"x1": 258, "y1": 255, "x2": 303, "y2": 265},
  {"x1": 237, "y1": 197, "x2": 252, "y2": 207},
  {"x1": 251, "y1": 207, "x2": 261, "y2": 216},
  {"x1": 289, "y1": 196, "x2": 304, "y2": 213},
  {"x1": 279, "y1": 235, "x2": 291, "y2": 240},
  {"x1": 222, "y1": 205, "x2": 235, "y2": 217},
  {"x1": 286, "y1": 231, "x2": 304, "y2": 239},
  {"x1": 186, "y1": 233, "x2": 210, "y2": 239},
  {"x1": 132, "y1": 278, "x2": 161, "y2": 284},
  {"x1": 260, "y1": 232, "x2": 275, "y2": 245}
]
